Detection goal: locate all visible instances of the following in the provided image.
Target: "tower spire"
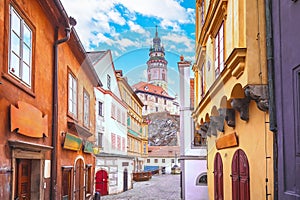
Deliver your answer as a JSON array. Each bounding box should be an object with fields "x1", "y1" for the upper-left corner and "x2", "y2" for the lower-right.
[{"x1": 155, "y1": 25, "x2": 158, "y2": 37}]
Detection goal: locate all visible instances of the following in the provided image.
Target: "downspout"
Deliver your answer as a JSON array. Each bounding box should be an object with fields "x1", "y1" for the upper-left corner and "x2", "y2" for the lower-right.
[
  {"x1": 265, "y1": 0, "x2": 278, "y2": 199},
  {"x1": 51, "y1": 17, "x2": 76, "y2": 200}
]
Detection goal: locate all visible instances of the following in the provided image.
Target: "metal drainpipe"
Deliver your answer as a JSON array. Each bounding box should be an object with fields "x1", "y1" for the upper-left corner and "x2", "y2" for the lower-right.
[
  {"x1": 265, "y1": 0, "x2": 278, "y2": 199},
  {"x1": 51, "y1": 24, "x2": 73, "y2": 200}
]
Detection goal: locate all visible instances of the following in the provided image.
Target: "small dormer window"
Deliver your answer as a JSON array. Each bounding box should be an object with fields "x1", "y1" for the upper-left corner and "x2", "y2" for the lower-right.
[{"x1": 144, "y1": 86, "x2": 149, "y2": 91}]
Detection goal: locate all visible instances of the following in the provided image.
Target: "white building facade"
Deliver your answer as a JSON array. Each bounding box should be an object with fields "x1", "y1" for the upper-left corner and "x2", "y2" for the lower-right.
[
  {"x1": 145, "y1": 146, "x2": 180, "y2": 174},
  {"x1": 88, "y1": 51, "x2": 134, "y2": 195},
  {"x1": 178, "y1": 56, "x2": 208, "y2": 200}
]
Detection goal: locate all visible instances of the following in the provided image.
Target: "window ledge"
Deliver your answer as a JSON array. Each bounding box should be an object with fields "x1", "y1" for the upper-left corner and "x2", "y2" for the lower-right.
[{"x1": 2, "y1": 72, "x2": 35, "y2": 98}]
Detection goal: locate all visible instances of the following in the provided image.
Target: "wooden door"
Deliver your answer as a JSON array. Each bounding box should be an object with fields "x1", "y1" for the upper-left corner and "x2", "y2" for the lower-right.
[
  {"x1": 123, "y1": 169, "x2": 128, "y2": 191},
  {"x1": 232, "y1": 149, "x2": 250, "y2": 200},
  {"x1": 95, "y1": 170, "x2": 108, "y2": 196},
  {"x1": 272, "y1": 0, "x2": 300, "y2": 198},
  {"x1": 214, "y1": 153, "x2": 223, "y2": 200},
  {"x1": 74, "y1": 159, "x2": 85, "y2": 200},
  {"x1": 17, "y1": 159, "x2": 31, "y2": 200}
]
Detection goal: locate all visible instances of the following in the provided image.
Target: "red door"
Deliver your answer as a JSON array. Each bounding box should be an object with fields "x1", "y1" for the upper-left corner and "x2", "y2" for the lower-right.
[
  {"x1": 95, "y1": 170, "x2": 108, "y2": 196},
  {"x1": 232, "y1": 149, "x2": 250, "y2": 200},
  {"x1": 214, "y1": 153, "x2": 223, "y2": 200},
  {"x1": 17, "y1": 159, "x2": 31, "y2": 200}
]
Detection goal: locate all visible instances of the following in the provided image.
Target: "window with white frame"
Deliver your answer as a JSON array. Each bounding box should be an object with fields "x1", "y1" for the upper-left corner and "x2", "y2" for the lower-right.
[
  {"x1": 214, "y1": 23, "x2": 224, "y2": 78},
  {"x1": 201, "y1": 63, "x2": 205, "y2": 96},
  {"x1": 68, "y1": 72, "x2": 77, "y2": 117},
  {"x1": 201, "y1": 0, "x2": 205, "y2": 26},
  {"x1": 107, "y1": 74, "x2": 111, "y2": 90},
  {"x1": 83, "y1": 90, "x2": 90, "y2": 127},
  {"x1": 98, "y1": 132, "x2": 103, "y2": 147},
  {"x1": 9, "y1": 5, "x2": 32, "y2": 86},
  {"x1": 98, "y1": 101, "x2": 103, "y2": 116}
]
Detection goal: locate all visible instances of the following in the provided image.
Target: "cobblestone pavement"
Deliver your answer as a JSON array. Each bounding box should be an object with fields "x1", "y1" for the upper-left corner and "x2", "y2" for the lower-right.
[{"x1": 101, "y1": 174, "x2": 181, "y2": 200}]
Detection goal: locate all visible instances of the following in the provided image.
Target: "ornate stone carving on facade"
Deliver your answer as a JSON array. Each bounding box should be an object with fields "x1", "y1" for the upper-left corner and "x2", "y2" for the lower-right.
[
  {"x1": 230, "y1": 97, "x2": 250, "y2": 121},
  {"x1": 210, "y1": 115, "x2": 225, "y2": 132},
  {"x1": 218, "y1": 108, "x2": 235, "y2": 127},
  {"x1": 202, "y1": 122, "x2": 210, "y2": 137},
  {"x1": 208, "y1": 117, "x2": 218, "y2": 136},
  {"x1": 244, "y1": 85, "x2": 269, "y2": 112}
]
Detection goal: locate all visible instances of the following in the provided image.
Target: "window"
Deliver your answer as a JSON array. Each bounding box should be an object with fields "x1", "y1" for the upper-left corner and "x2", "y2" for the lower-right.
[
  {"x1": 143, "y1": 144, "x2": 146, "y2": 154},
  {"x1": 122, "y1": 137, "x2": 125, "y2": 151},
  {"x1": 117, "y1": 108, "x2": 121, "y2": 122},
  {"x1": 201, "y1": 0, "x2": 205, "y2": 25},
  {"x1": 145, "y1": 105, "x2": 148, "y2": 111},
  {"x1": 111, "y1": 133, "x2": 116, "y2": 149},
  {"x1": 107, "y1": 74, "x2": 111, "y2": 90},
  {"x1": 201, "y1": 63, "x2": 205, "y2": 96},
  {"x1": 117, "y1": 135, "x2": 121, "y2": 150},
  {"x1": 68, "y1": 72, "x2": 77, "y2": 117},
  {"x1": 98, "y1": 102, "x2": 103, "y2": 116},
  {"x1": 162, "y1": 159, "x2": 165, "y2": 163},
  {"x1": 145, "y1": 95, "x2": 148, "y2": 100},
  {"x1": 155, "y1": 97, "x2": 158, "y2": 103},
  {"x1": 83, "y1": 90, "x2": 90, "y2": 127},
  {"x1": 111, "y1": 103, "x2": 116, "y2": 119},
  {"x1": 148, "y1": 74, "x2": 151, "y2": 81},
  {"x1": 164, "y1": 99, "x2": 167, "y2": 105},
  {"x1": 147, "y1": 159, "x2": 150, "y2": 163},
  {"x1": 9, "y1": 5, "x2": 32, "y2": 86},
  {"x1": 154, "y1": 159, "x2": 158, "y2": 163},
  {"x1": 196, "y1": 173, "x2": 207, "y2": 186},
  {"x1": 85, "y1": 165, "x2": 92, "y2": 196},
  {"x1": 62, "y1": 167, "x2": 72, "y2": 200},
  {"x1": 214, "y1": 23, "x2": 224, "y2": 78},
  {"x1": 98, "y1": 132, "x2": 103, "y2": 147},
  {"x1": 162, "y1": 73, "x2": 165, "y2": 81},
  {"x1": 156, "y1": 107, "x2": 158, "y2": 112},
  {"x1": 171, "y1": 159, "x2": 175, "y2": 163}
]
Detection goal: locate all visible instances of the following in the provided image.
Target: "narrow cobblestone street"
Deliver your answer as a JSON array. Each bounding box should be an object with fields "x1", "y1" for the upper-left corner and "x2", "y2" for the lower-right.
[{"x1": 101, "y1": 174, "x2": 181, "y2": 200}]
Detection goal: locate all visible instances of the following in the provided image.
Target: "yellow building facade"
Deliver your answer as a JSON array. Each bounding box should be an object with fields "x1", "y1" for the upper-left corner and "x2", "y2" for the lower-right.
[
  {"x1": 116, "y1": 71, "x2": 148, "y2": 172},
  {"x1": 193, "y1": 0, "x2": 273, "y2": 199}
]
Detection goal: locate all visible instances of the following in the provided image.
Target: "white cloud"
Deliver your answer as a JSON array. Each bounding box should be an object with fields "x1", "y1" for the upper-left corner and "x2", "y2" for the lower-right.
[
  {"x1": 60, "y1": 0, "x2": 195, "y2": 55},
  {"x1": 107, "y1": 9, "x2": 126, "y2": 26},
  {"x1": 127, "y1": 21, "x2": 147, "y2": 34},
  {"x1": 162, "y1": 33, "x2": 194, "y2": 52}
]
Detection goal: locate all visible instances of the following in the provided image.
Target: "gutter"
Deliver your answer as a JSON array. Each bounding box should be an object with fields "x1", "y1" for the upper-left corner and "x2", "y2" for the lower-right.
[
  {"x1": 265, "y1": 0, "x2": 278, "y2": 199},
  {"x1": 51, "y1": 14, "x2": 76, "y2": 200}
]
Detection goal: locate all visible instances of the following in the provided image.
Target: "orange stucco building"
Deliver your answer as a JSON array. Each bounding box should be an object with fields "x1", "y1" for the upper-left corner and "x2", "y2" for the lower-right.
[{"x1": 0, "y1": 0, "x2": 101, "y2": 199}]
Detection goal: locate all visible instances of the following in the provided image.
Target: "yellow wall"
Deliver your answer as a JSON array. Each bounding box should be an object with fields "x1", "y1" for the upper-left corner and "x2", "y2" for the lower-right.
[{"x1": 194, "y1": 0, "x2": 273, "y2": 199}]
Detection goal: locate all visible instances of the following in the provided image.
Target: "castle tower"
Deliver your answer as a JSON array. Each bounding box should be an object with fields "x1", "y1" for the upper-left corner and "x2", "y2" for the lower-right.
[{"x1": 147, "y1": 26, "x2": 168, "y2": 91}]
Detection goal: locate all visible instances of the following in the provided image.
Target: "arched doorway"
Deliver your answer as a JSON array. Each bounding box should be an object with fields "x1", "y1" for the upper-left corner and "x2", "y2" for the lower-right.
[
  {"x1": 74, "y1": 158, "x2": 85, "y2": 200},
  {"x1": 214, "y1": 152, "x2": 223, "y2": 200},
  {"x1": 231, "y1": 149, "x2": 250, "y2": 200},
  {"x1": 123, "y1": 168, "x2": 128, "y2": 191},
  {"x1": 95, "y1": 170, "x2": 108, "y2": 196}
]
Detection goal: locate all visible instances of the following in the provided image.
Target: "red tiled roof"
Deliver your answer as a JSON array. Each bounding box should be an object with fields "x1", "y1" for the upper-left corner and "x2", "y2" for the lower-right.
[
  {"x1": 132, "y1": 82, "x2": 173, "y2": 99},
  {"x1": 148, "y1": 146, "x2": 180, "y2": 157}
]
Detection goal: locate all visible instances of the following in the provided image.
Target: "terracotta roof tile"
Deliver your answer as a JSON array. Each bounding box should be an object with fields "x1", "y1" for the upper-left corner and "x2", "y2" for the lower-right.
[
  {"x1": 132, "y1": 82, "x2": 173, "y2": 99},
  {"x1": 148, "y1": 146, "x2": 180, "y2": 157}
]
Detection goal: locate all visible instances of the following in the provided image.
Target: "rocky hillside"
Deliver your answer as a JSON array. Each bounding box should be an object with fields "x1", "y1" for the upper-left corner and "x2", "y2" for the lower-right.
[{"x1": 146, "y1": 112, "x2": 180, "y2": 146}]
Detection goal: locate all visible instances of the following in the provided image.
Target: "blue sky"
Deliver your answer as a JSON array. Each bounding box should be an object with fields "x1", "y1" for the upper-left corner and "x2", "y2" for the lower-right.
[{"x1": 61, "y1": 0, "x2": 195, "y2": 96}]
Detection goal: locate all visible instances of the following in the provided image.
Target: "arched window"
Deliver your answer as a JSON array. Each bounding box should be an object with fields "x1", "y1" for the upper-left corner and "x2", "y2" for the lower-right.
[
  {"x1": 231, "y1": 149, "x2": 250, "y2": 200},
  {"x1": 196, "y1": 173, "x2": 207, "y2": 186},
  {"x1": 214, "y1": 152, "x2": 223, "y2": 200}
]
